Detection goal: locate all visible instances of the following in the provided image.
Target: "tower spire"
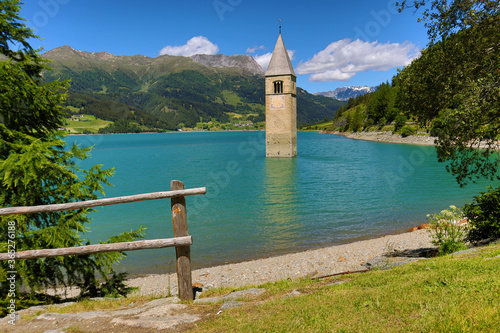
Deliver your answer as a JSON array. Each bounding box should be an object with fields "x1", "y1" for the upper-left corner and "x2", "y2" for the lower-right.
[
  {"x1": 265, "y1": 32, "x2": 296, "y2": 77},
  {"x1": 265, "y1": 26, "x2": 297, "y2": 158}
]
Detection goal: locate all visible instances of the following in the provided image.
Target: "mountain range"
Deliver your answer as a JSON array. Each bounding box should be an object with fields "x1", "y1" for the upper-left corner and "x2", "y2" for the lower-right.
[
  {"x1": 314, "y1": 86, "x2": 377, "y2": 101},
  {"x1": 41, "y1": 46, "x2": 345, "y2": 131}
]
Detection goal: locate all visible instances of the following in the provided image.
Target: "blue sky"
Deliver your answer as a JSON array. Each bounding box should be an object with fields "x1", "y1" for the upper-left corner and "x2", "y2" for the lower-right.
[{"x1": 20, "y1": 0, "x2": 429, "y2": 93}]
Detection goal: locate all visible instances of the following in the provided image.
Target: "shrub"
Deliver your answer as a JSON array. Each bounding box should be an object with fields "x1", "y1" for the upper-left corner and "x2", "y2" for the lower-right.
[
  {"x1": 378, "y1": 117, "x2": 387, "y2": 130},
  {"x1": 365, "y1": 118, "x2": 374, "y2": 128},
  {"x1": 394, "y1": 114, "x2": 407, "y2": 132},
  {"x1": 430, "y1": 116, "x2": 445, "y2": 137},
  {"x1": 400, "y1": 125, "x2": 416, "y2": 137},
  {"x1": 464, "y1": 186, "x2": 500, "y2": 243},
  {"x1": 427, "y1": 205, "x2": 468, "y2": 255}
]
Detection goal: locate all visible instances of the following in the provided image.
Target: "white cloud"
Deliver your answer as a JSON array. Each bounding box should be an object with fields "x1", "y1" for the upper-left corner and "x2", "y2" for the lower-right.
[
  {"x1": 253, "y1": 52, "x2": 272, "y2": 71},
  {"x1": 253, "y1": 50, "x2": 295, "y2": 72},
  {"x1": 159, "y1": 36, "x2": 219, "y2": 56},
  {"x1": 296, "y1": 39, "x2": 420, "y2": 82},
  {"x1": 246, "y1": 45, "x2": 266, "y2": 53}
]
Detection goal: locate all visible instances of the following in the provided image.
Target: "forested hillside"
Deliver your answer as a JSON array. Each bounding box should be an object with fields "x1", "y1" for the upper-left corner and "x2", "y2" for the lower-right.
[{"x1": 42, "y1": 46, "x2": 344, "y2": 132}]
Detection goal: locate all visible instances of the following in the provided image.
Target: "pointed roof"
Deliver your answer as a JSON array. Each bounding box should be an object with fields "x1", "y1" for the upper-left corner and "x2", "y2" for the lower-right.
[{"x1": 265, "y1": 33, "x2": 296, "y2": 77}]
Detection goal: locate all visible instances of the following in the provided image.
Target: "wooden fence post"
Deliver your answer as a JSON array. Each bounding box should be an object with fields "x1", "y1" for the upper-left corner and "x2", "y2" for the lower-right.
[{"x1": 171, "y1": 180, "x2": 194, "y2": 301}]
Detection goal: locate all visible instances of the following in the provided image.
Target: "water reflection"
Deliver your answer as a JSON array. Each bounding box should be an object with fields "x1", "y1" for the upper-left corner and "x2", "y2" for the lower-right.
[{"x1": 260, "y1": 158, "x2": 302, "y2": 252}]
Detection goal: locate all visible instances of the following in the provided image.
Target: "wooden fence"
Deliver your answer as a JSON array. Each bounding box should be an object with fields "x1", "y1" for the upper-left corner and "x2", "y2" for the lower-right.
[{"x1": 0, "y1": 180, "x2": 206, "y2": 301}]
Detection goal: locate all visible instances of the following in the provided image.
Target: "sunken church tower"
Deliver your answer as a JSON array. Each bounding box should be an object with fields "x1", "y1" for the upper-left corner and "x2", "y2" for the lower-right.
[{"x1": 265, "y1": 32, "x2": 297, "y2": 158}]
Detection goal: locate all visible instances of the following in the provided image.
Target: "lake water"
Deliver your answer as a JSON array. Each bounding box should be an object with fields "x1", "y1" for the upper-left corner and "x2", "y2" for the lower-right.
[{"x1": 67, "y1": 131, "x2": 496, "y2": 275}]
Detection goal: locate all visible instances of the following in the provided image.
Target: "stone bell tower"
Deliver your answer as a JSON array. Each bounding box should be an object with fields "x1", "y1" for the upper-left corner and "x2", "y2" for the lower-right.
[{"x1": 265, "y1": 32, "x2": 297, "y2": 158}]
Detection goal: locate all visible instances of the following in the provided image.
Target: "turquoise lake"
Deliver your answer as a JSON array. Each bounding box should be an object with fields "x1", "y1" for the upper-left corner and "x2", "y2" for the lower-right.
[{"x1": 67, "y1": 131, "x2": 496, "y2": 275}]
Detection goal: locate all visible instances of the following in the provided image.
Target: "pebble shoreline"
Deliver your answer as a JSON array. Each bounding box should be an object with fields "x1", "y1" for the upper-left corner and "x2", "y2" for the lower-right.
[
  {"x1": 321, "y1": 131, "x2": 437, "y2": 146},
  {"x1": 127, "y1": 229, "x2": 433, "y2": 297}
]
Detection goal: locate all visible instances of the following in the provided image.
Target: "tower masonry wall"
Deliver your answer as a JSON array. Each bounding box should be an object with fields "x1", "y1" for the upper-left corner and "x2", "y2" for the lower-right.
[
  {"x1": 265, "y1": 75, "x2": 297, "y2": 158},
  {"x1": 265, "y1": 75, "x2": 296, "y2": 95}
]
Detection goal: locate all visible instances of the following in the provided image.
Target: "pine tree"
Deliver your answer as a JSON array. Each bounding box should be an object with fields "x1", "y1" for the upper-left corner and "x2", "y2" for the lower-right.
[{"x1": 0, "y1": 0, "x2": 144, "y2": 304}]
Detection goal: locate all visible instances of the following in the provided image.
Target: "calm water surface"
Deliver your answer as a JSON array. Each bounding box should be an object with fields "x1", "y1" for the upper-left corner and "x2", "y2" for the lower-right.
[{"x1": 67, "y1": 131, "x2": 496, "y2": 274}]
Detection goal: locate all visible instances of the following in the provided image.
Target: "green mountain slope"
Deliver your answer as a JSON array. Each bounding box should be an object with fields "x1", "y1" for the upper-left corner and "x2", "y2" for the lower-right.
[{"x1": 42, "y1": 46, "x2": 344, "y2": 131}]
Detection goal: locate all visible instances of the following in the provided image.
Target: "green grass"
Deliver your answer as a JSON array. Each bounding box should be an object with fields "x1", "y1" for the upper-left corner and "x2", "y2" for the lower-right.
[
  {"x1": 301, "y1": 120, "x2": 334, "y2": 131},
  {"x1": 65, "y1": 114, "x2": 113, "y2": 134},
  {"x1": 66, "y1": 106, "x2": 81, "y2": 113},
  {"x1": 222, "y1": 90, "x2": 242, "y2": 106},
  {"x1": 226, "y1": 112, "x2": 243, "y2": 120},
  {"x1": 192, "y1": 243, "x2": 500, "y2": 332},
  {"x1": 97, "y1": 85, "x2": 108, "y2": 94}
]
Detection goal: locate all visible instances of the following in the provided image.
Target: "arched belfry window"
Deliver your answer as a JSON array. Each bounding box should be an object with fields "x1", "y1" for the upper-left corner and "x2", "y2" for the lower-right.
[{"x1": 273, "y1": 81, "x2": 283, "y2": 94}]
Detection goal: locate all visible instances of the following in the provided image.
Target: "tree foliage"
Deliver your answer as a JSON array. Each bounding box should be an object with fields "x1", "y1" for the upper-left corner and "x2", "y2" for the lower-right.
[
  {"x1": 464, "y1": 186, "x2": 500, "y2": 243},
  {"x1": 398, "y1": 0, "x2": 499, "y2": 43},
  {"x1": 0, "y1": 1, "x2": 66, "y2": 136},
  {"x1": 0, "y1": 0, "x2": 143, "y2": 302},
  {"x1": 0, "y1": 0, "x2": 36, "y2": 59},
  {"x1": 349, "y1": 107, "x2": 364, "y2": 132},
  {"x1": 366, "y1": 82, "x2": 397, "y2": 123},
  {"x1": 396, "y1": 0, "x2": 500, "y2": 186}
]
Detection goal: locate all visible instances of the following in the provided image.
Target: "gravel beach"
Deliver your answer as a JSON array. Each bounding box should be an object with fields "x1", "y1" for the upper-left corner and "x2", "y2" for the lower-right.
[
  {"x1": 321, "y1": 131, "x2": 437, "y2": 146},
  {"x1": 127, "y1": 229, "x2": 433, "y2": 297}
]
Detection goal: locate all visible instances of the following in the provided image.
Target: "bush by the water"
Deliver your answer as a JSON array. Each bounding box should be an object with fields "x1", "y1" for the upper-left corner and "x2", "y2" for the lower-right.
[
  {"x1": 427, "y1": 205, "x2": 467, "y2": 255},
  {"x1": 394, "y1": 114, "x2": 407, "y2": 132},
  {"x1": 464, "y1": 186, "x2": 500, "y2": 243},
  {"x1": 400, "y1": 125, "x2": 416, "y2": 137}
]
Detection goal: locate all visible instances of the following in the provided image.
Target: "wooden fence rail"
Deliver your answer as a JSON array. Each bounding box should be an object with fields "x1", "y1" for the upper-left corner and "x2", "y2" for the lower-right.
[
  {"x1": 0, "y1": 180, "x2": 204, "y2": 301},
  {"x1": 0, "y1": 187, "x2": 206, "y2": 216},
  {"x1": 0, "y1": 236, "x2": 193, "y2": 260}
]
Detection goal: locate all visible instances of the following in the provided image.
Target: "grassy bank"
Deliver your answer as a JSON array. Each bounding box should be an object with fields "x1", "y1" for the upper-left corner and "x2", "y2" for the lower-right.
[
  {"x1": 5, "y1": 242, "x2": 499, "y2": 332},
  {"x1": 64, "y1": 114, "x2": 112, "y2": 134},
  {"x1": 193, "y1": 242, "x2": 500, "y2": 332}
]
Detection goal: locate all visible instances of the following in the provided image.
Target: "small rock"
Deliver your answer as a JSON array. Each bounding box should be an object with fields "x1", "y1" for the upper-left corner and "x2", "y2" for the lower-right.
[
  {"x1": 450, "y1": 248, "x2": 478, "y2": 256},
  {"x1": 337, "y1": 257, "x2": 346, "y2": 262},
  {"x1": 363, "y1": 257, "x2": 419, "y2": 270},
  {"x1": 35, "y1": 314, "x2": 58, "y2": 321},
  {"x1": 143, "y1": 297, "x2": 180, "y2": 307},
  {"x1": 283, "y1": 289, "x2": 302, "y2": 299},
  {"x1": 55, "y1": 302, "x2": 76, "y2": 308},
  {"x1": 407, "y1": 227, "x2": 418, "y2": 232},
  {"x1": 363, "y1": 257, "x2": 386, "y2": 269},
  {"x1": 193, "y1": 296, "x2": 222, "y2": 304},
  {"x1": 221, "y1": 301, "x2": 243, "y2": 310},
  {"x1": 194, "y1": 288, "x2": 266, "y2": 304},
  {"x1": 328, "y1": 280, "x2": 347, "y2": 286},
  {"x1": 89, "y1": 297, "x2": 122, "y2": 301},
  {"x1": 224, "y1": 288, "x2": 266, "y2": 299}
]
